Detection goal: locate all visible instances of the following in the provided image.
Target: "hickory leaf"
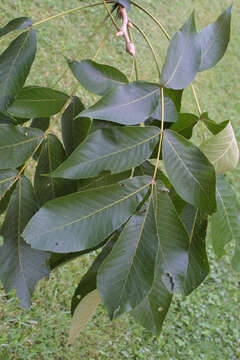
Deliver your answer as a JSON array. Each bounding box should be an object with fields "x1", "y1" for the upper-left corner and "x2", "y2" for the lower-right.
[
  {"x1": 199, "y1": 121, "x2": 239, "y2": 175},
  {"x1": 163, "y1": 130, "x2": 216, "y2": 214},
  {"x1": 0, "y1": 124, "x2": 43, "y2": 169},
  {"x1": 51, "y1": 126, "x2": 160, "y2": 180},
  {"x1": 160, "y1": 13, "x2": 201, "y2": 89},
  {"x1": 0, "y1": 29, "x2": 36, "y2": 112},
  {"x1": 98, "y1": 195, "x2": 158, "y2": 319},
  {"x1": 0, "y1": 176, "x2": 50, "y2": 309},
  {"x1": 198, "y1": 6, "x2": 232, "y2": 71},
  {"x1": 23, "y1": 176, "x2": 151, "y2": 253},
  {"x1": 68, "y1": 60, "x2": 128, "y2": 96}
]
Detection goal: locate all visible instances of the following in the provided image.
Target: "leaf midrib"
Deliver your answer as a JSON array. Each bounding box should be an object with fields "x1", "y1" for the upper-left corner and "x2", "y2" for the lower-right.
[{"x1": 34, "y1": 182, "x2": 151, "y2": 237}]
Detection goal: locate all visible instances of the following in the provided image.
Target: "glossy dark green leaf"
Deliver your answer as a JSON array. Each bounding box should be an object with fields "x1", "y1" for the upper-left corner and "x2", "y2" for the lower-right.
[
  {"x1": 0, "y1": 17, "x2": 32, "y2": 38},
  {"x1": 198, "y1": 6, "x2": 232, "y2": 72},
  {"x1": 34, "y1": 134, "x2": 76, "y2": 206},
  {"x1": 52, "y1": 126, "x2": 160, "y2": 180},
  {"x1": 68, "y1": 60, "x2": 128, "y2": 96},
  {"x1": 23, "y1": 176, "x2": 151, "y2": 253},
  {"x1": 181, "y1": 205, "x2": 209, "y2": 295},
  {"x1": 61, "y1": 96, "x2": 88, "y2": 156},
  {"x1": 0, "y1": 176, "x2": 50, "y2": 309},
  {"x1": 154, "y1": 188, "x2": 189, "y2": 290},
  {"x1": 211, "y1": 176, "x2": 240, "y2": 272},
  {"x1": 135, "y1": 161, "x2": 171, "y2": 189},
  {"x1": 0, "y1": 112, "x2": 16, "y2": 124},
  {"x1": 77, "y1": 170, "x2": 131, "y2": 191},
  {"x1": 163, "y1": 130, "x2": 216, "y2": 214},
  {"x1": 0, "y1": 29, "x2": 37, "y2": 112},
  {"x1": 0, "y1": 183, "x2": 17, "y2": 214},
  {"x1": 0, "y1": 169, "x2": 17, "y2": 197},
  {"x1": 80, "y1": 81, "x2": 160, "y2": 125},
  {"x1": 98, "y1": 195, "x2": 158, "y2": 319},
  {"x1": 167, "y1": 89, "x2": 183, "y2": 113},
  {"x1": 8, "y1": 87, "x2": 68, "y2": 118},
  {"x1": 30, "y1": 117, "x2": 50, "y2": 132},
  {"x1": 131, "y1": 254, "x2": 173, "y2": 335},
  {"x1": 170, "y1": 113, "x2": 198, "y2": 139},
  {"x1": 160, "y1": 13, "x2": 201, "y2": 89},
  {"x1": 114, "y1": 0, "x2": 131, "y2": 9},
  {"x1": 0, "y1": 124, "x2": 43, "y2": 169},
  {"x1": 149, "y1": 91, "x2": 178, "y2": 123},
  {"x1": 50, "y1": 239, "x2": 108, "y2": 271},
  {"x1": 71, "y1": 237, "x2": 116, "y2": 315}
]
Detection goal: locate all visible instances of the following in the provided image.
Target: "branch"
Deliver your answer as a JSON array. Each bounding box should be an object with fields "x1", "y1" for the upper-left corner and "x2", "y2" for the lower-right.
[{"x1": 117, "y1": 6, "x2": 136, "y2": 56}]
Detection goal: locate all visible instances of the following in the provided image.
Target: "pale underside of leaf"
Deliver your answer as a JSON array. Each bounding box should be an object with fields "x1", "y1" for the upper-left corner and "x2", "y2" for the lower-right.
[{"x1": 68, "y1": 289, "x2": 101, "y2": 345}]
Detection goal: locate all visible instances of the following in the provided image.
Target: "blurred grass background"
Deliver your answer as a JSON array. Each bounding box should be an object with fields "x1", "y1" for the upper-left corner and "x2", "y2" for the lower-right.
[{"x1": 0, "y1": 0, "x2": 239, "y2": 359}]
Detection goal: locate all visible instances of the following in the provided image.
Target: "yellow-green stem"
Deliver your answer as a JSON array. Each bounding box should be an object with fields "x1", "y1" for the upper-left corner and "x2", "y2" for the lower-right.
[
  {"x1": 152, "y1": 87, "x2": 165, "y2": 184},
  {"x1": 102, "y1": 0, "x2": 119, "y2": 31}
]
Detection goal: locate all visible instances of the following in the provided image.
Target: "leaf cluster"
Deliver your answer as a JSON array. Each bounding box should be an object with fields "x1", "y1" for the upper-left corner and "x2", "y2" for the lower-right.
[{"x1": 0, "y1": 2, "x2": 238, "y2": 341}]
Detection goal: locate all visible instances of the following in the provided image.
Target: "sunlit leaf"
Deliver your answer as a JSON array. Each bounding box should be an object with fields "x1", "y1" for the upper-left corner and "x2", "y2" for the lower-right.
[{"x1": 199, "y1": 121, "x2": 239, "y2": 175}]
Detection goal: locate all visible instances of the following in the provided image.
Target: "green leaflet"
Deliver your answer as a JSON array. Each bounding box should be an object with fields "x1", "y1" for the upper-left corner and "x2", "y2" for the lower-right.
[
  {"x1": 0, "y1": 169, "x2": 18, "y2": 197},
  {"x1": 0, "y1": 124, "x2": 43, "y2": 169},
  {"x1": 98, "y1": 195, "x2": 159, "y2": 319},
  {"x1": 34, "y1": 134, "x2": 76, "y2": 206},
  {"x1": 23, "y1": 176, "x2": 151, "y2": 253},
  {"x1": 199, "y1": 121, "x2": 239, "y2": 175},
  {"x1": 8, "y1": 87, "x2": 68, "y2": 118},
  {"x1": 198, "y1": 6, "x2": 232, "y2": 71},
  {"x1": 163, "y1": 130, "x2": 216, "y2": 214},
  {"x1": 181, "y1": 205, "x2": 209, "y2": 295},
  {"x1": 51, "y1": 126, "x2": 160, "y2": 180},
  {"x1": 68, "y1": 59, "x2": 128, "y2": 96},
  {"x1": 80, "y1": 81, "x2": 160, "y2": 125},
  {"x1": 0, "y1": 176, "x2": 50, "y2": 309},
  {"x1": 0, "y1": 17, "x2": 32, "y2": 38},
  {"x1": 170, "y1": 113, "x2": 198, "y2": 139},
  {"x1": 211, "y1": 175, "x2": 240, "y2": 272},
  {"x1": 160, "y1": 13, "x2": 201, "y2": 89},
  {"x1": 0, "y1": 28, "x2": 36, "y2": 112}
]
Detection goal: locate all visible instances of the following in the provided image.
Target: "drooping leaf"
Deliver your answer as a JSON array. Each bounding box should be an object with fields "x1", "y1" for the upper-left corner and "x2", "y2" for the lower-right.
[
  {"x1": 52, "y1": 126, "x2": 160, "y2": 180},
  {"x1": 0, "y1": 17, "x2": 32, "y2": 38},
  {"x1": 71, "y1": 237, "x2": 116, "y2": 315},
  {"x1": 211, "y1": 176, "x2": 240, "y2": 268},
  {"x1": 0, "y1": 124, "x2": 43, "y2": 169},
  {"x1": 7, "y1": 87, "x2": 68, "y2": 118},
  {"x1": 153, "y1": 188, "x2": 190, "y2": 291},
  {"x1": 61, "y1": 96, "x2": 88, "y2": 156},
  {"x1": 0, "y1": 169, "x2": 18, "y2": 197},
  {"x1": 198, "y1": 6, "x2": 232, "y2": 72},
  {"x1": 0, "y1": 176, "x2": 50, "y2": 309},
  {"x1": 34, "y1": 134, "x2": 76, "y2": 206},
  {"x1": 131, "y1": 251, "x2": 173, "y2": 335},
  {"x1": 23, "y1": 176, "x2": 151, "y2": 253},
  {"x1": 199, "y1": 121, "x2": 239, "y2": 175},
  {"x1": 80, "y1": 81, "x2": 160, "y2": 125},
  {"x1": 98, "y1": 195, "x2": 158, "y2": 319},
  {"x1": 68, "y1": 290, "x2": 101, "y2": 345},
  {"x1": 68, "y1": 60, "x2": 128, "y2": 96},
  {"x1": 170, "y1": 113, "x2": 198, "y2": 139},
  {"x1": 181, "y1": 204, "x2": 209, "y2": 295},
  {"x1": 162, "y1": 130, "x2": 216, "y2": 214},
  {"x1": 160, "y1": 13, "x2": 201, "y2": 89},
  {"x1": 0, "y1": 29, "x2": 37, "y2": 112}
]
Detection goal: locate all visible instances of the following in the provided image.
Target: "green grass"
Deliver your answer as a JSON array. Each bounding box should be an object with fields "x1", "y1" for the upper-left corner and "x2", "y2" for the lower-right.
[{"x1": 0, "y1": 0, "x2": 240, "y2": 359}]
